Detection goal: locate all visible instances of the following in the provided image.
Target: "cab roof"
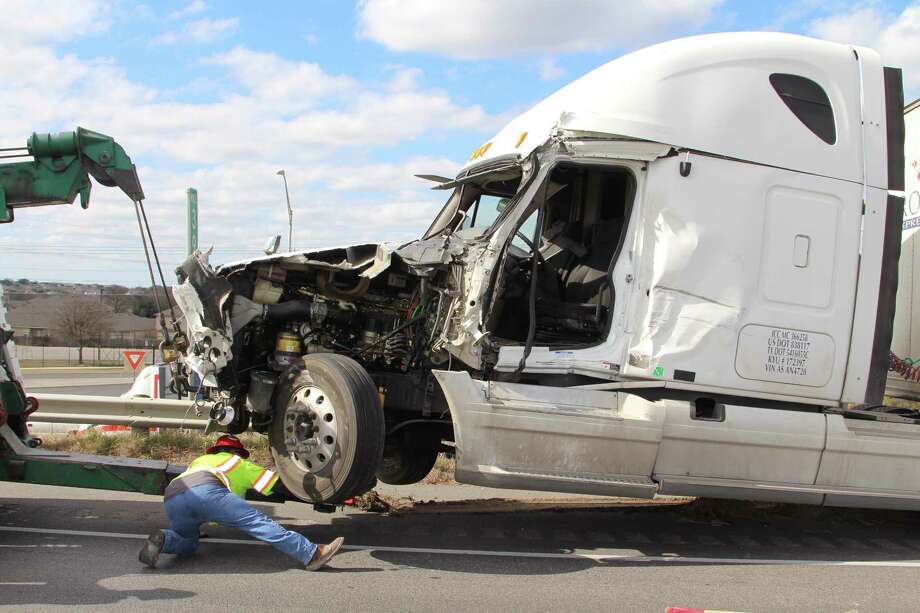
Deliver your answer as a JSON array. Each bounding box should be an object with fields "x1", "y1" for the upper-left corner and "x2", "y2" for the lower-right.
[{"x1": 461, "y1": 32, "x2": 890, "y2": 188}]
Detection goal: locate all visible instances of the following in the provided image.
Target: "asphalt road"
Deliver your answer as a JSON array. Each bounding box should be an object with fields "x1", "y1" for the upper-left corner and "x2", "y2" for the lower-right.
[
  {"x1": 8, "y1": 369, "x2": 920, "y2": 611},
  {"x1": 2, "y1": 482, "x2": 920, "y2": 612}
]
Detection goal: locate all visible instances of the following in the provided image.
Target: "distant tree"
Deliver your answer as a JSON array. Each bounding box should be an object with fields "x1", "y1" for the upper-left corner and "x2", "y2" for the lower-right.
[
  {"x1": 101, "y1": 285, "x2": 132, "y2": 313},
  {"x1": 52, "y1": 297, "x2": 114, "y2": 364},
  {"x1": 16, "y1": 278, "x2": 29, "y2": 284},
  {"x1": 131, "y1": 295, "x2": 158, "y2": 318}
]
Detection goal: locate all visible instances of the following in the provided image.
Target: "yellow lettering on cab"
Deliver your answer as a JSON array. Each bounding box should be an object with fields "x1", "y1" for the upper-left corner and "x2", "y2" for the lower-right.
[{"x1": 470, "y1": 142, "x2": 492, "y2": 161}]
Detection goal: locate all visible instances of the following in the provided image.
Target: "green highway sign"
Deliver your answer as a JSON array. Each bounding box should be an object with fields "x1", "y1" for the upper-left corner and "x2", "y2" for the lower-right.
[{"x1": 187, "y1": 187, "x2": 198, "y2": 255}]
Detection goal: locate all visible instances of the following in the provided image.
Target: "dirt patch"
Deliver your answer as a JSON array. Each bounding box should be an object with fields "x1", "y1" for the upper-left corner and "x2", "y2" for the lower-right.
[
  {"x1": 349, "y1": 490, "x2": 413, "y2": 514},
  {"x1": 345, "y1": 492, "x2": 696, "y2": 515},
  {"x1": 405, "y1": 495, "x2": 693, "y2": 514}
]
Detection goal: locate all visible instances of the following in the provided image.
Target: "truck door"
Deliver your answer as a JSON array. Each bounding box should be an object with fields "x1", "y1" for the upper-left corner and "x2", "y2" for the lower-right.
[
  {"x1": 432, "y1": 371, "x2": 663, "y2": 497},
  {"x1": 653, "y1": 401, "x2": 827, "y2": 504},
  {"x1": 815, "y1": 414, "x2": 920, "y2": 510},
  {"x1": 483, "y1": 159, "x2": 642, "y2": 377}
]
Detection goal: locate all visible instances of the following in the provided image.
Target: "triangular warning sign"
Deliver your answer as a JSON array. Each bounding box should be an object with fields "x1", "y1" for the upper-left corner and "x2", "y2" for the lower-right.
[{"x1": 123, "y1": 350, "x2": 146, "y2": 370}]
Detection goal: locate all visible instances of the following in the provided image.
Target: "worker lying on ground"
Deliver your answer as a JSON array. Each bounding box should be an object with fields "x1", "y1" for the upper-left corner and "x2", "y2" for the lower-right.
[{"x1": 139, "y1": 434, "x2": 343, "y2": 570}]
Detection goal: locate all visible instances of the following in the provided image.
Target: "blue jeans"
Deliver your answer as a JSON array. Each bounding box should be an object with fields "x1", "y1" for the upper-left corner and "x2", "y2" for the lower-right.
[{"x1": 161, "y1": 483, "x2": 317, "y2": 564}]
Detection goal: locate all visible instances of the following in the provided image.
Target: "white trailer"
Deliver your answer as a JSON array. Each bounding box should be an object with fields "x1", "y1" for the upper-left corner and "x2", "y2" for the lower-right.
[{"x1": 890, "y1": 100, "x2": 920, "y2": 398}]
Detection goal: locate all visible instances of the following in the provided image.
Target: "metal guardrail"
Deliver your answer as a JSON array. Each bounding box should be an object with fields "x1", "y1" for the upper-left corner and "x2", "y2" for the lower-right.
[{"x1": 30, "y1": 393, "x2": 209, "y2": 429}]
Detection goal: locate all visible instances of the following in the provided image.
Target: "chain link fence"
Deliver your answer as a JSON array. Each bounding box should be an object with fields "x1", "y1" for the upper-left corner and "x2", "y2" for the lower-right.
[{"x1": 14, "y1": 345, "x2": 158, "y2": 367}]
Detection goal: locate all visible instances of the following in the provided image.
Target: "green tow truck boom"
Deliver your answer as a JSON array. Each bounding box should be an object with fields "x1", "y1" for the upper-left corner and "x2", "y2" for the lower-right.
[
  {"x1": 0, "y1": 127, "x2": 179, "y2": 495},
  {"x1": 0, "y1": 127, "x2": 144, "y2": 223},
  {"x1": 0, "y1": 128, "x2": 291, "y2": 504}
]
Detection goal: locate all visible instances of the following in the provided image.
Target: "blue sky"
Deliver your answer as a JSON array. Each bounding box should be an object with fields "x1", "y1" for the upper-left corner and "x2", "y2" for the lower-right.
[{"x1": 1, "y1": 0, "x2": 918, "y2": 285}]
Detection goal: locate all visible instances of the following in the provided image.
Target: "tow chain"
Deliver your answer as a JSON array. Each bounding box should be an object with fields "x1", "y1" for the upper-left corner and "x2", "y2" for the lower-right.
[{"x1": 889, "y1": 351, "x2": 920, "y2": 382}]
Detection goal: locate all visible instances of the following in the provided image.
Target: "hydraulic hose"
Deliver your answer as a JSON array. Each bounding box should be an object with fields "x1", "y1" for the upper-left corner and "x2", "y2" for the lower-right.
[{"x1": 265, "y1": 299, "x2": 313, "y2": 321}]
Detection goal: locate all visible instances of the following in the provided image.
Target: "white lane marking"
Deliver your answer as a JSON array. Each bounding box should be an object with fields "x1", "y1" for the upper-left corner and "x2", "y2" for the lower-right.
[
  {"x1": 0, "y1": 543, "x2": 80, "y2": 548},
  {"x1": 0, "y1": 582, "x2": 47, "y2": 586},
  {"x1": 3, "y1": 525, "x2": 920, "y2": 568},
  {"x1": 0, "y1": 526, "x2": 144, "y2": 540}
]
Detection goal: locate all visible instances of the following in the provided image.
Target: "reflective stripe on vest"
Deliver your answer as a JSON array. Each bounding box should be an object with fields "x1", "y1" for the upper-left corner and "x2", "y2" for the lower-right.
[
  {"x1": 175, "y1": 452, "x2": 278, "y2": 498},
  {"x1": 208, "y1": 454, "x2": 241, "y2": 489},
  {"x1": 253, "y1": 468, "x2": 276, "y2": 494}
]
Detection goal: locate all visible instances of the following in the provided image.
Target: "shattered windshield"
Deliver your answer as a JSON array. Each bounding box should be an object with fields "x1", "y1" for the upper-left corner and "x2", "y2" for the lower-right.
[
  {"x1": 459, "y1": 193, "x2": 511, "y2": 232},
  {"x1": 422, "y1": 167, "x2": 522, "y2": 239}
]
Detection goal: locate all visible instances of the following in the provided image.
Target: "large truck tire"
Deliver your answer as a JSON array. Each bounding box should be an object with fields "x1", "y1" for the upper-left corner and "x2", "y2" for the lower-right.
[
  {"x1": 377, "y1": 438, "x2": 439, "y2": 485},
  {"x1": 270, "y1": 353, "x2": 384, "y2": 503}
]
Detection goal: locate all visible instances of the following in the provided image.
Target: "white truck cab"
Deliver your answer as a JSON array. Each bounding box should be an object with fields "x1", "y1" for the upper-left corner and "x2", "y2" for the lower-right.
[
  {"x1": 174, "y1": 32, "x2": 919, "y2": 509},
  {"x1": 427, "y1": 32, "x2": 912, "y2": 508}
]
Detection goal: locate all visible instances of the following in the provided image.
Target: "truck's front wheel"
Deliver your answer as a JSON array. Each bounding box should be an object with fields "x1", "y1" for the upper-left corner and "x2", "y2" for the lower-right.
[
  {"x1": 377, "y1": 432, "x2": 439, "y2": 485},
  {"x1": 270, "y1": 354, "x2": 384, "y2": 503}
]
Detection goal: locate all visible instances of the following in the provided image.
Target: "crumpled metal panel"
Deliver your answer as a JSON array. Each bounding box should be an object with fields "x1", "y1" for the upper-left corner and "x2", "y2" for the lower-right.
[
  {"x1": 173, "y1": 281, "x2": 232, "y2": 387},
  {"x1": 220, "y1": 242, "x2": 395, "y2": 279}
]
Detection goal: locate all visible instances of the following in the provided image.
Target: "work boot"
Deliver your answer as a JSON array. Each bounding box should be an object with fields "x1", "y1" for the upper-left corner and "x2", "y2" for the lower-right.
[
  {"x1": 305, "y1": 537, "x2": 344, "y2": 571},
  {"x1": 138, "y1": 529, "x2": 166, "y2": 568}
]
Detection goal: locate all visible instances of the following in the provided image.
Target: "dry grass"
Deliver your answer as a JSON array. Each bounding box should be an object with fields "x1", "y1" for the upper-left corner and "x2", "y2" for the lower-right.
[
  {"x1": 40, "y1": 430, "x2": 274, "y2": 467},
  {"x1": 40, "y1": 432, "x2": 456, "y2": 490},
  {"x1": 423, "y1": 453, "x2": 456, "y2": 484},
  {"x1": 882, "y1": 395, "x2": 920, "y2": 410}
]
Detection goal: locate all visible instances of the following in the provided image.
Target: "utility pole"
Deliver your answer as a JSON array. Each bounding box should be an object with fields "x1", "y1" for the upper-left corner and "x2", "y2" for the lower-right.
[{"x1": 276, "y1": 170, "x2": 293, "y2": 251}]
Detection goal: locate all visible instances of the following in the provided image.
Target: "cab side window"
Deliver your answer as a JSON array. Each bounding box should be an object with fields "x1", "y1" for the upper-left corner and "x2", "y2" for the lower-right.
[{"x1": 769, "y1": 73, "x2": 836, "y2": 145}]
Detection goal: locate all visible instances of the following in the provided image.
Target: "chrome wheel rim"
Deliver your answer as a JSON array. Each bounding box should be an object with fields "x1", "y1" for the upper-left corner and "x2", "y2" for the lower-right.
[{"x1": 284, "y1": 385, "x2": 338, "y2": 472}]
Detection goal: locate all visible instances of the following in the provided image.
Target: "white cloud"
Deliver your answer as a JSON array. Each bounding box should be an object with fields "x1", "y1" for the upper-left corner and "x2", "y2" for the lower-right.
[
  {"x1": 282, "y1": 88, "x2": 490, "y2": 148},
  {"x1": 810, "y1": 6, "x2": 885, "y2": 47},
  {"x1": 185, "y1": 17, "x2": 239, "y2": 41},
  {"x1": 156, "y1": 17, "x2": 239, "y2": 45},
  {"x1": 0, "y1": 40, "x2": 490, "y2": 283},
  {"x1": 206, "y1": 47, "x2": 357, "y2": 108},
  {"x1": 0, "y1": 0, "x2": 108, "y2": 43},
  {"x1": 357, "y1": 0, "x2": 723, "y2": 59},
  {"x1": 0, "y1": 157, "x2": 458, "y2": 280},
  {"x1": 171, "y1": 0, "x2": 207, "y2": 19},
  {"x1": 323, "y1": 156, "x2": 460, "y2": 191},
  {"x1": 538, "y1": 58, "x2": 565, "y2": 81},
  {"x1": 810, "y1": 3, "x2": 920, "y2": 90},
  {"x1": 385, "y1": 67, "x2": 423, "y2": 93}
]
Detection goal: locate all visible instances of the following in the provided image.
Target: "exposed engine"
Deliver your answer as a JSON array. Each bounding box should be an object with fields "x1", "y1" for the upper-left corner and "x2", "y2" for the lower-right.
[
  {"x1": 172, "y1": 243, "x2": 460, "y2": 437},
  {"x1": 247, "y1": 266, "x2": 441, "y2": 371}
]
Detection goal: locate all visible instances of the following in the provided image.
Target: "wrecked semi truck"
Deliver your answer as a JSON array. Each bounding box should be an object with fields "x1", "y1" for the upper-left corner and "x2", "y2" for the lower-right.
[{"x1": 174, "y1": 32, "x2": 920, "y2": 510}]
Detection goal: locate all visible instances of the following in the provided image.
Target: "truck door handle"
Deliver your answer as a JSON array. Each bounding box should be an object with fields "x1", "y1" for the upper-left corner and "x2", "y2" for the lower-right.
[{"x1": 793, "y1": 234, "x2": 810, "y2": 268}]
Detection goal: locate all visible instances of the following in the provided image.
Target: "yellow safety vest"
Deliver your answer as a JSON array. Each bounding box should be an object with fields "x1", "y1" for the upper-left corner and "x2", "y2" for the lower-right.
[{"x1": 176, "y1": 452, "x2": 279, "y2": 498}]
